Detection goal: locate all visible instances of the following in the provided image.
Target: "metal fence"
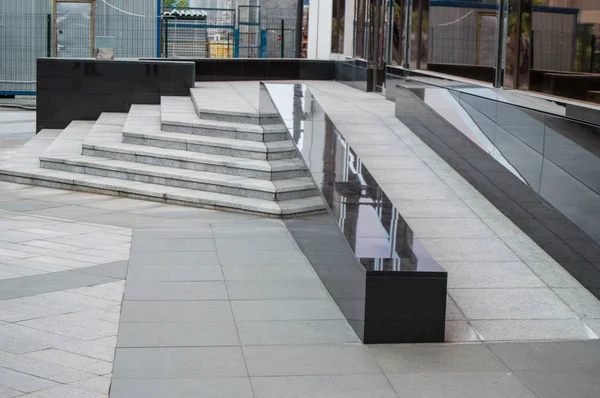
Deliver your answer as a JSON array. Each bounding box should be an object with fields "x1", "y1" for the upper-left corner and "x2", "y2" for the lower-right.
[{"x1": 0, "y1": 12, "x2": 300, "y2": 108}]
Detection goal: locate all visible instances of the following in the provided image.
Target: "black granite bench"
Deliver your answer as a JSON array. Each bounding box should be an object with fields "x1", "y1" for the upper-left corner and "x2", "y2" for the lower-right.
[{"x1": 260, "y1": 82, "x2": 448, "y2": 344}]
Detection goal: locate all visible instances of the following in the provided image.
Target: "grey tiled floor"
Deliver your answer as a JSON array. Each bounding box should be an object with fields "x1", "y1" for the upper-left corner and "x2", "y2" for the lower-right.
[{"x1": 2, "y1": 100, "x2": 600, "y2": 397}]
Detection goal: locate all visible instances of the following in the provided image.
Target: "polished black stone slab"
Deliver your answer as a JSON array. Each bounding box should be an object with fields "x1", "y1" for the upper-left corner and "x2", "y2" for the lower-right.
[
  {"x1": 262, "y1": 83, "x2": 447, "y2": 343},
  {"x1": 144, "y1": 58, "x2": 337, "y2": 82},
  {"x1": 393, "y1": 78, "x2": 600, "y2": 301},
  {"x1": 36, "y1": 58, "x2": 195, "y2": 132},
  {"x1": 335, "y1": 58, "x2": 373, "y2": 92}
]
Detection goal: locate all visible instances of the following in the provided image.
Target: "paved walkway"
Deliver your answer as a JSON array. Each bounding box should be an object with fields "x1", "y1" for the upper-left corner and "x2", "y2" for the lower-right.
[{"x1": 0, "y1": 95, "x2": 599, "y2": 397}]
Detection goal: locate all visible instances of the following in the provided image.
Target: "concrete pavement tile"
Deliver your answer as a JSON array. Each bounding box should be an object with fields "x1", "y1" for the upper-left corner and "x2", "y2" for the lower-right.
[
  {"x1": 450, "y1": 288, "x2": 577, "y2": 320},
  {"x1": 222, "y1": 264, "x2": 317, "y2": 281},
  {"x1": 131, "y1": 238, "x2": 216, "y2": 252},
  {"x1": 117, "y1": 321, "x2": 240, "y2": 347},
  {"x1": 553, "y1": 288, "x2": 600, "y2": 319},
  {"x1": 0, "y1": 355, "x2": 95, "y2": 383},
  {"x1": 386, "y1": 372, "x2": 537, "y2": 398},
  {"x1": 0, "y1": 367, "x2": 57, "y2": 393},
  {"x1": 231, "y1": 299, "x2": 344, "y2": 321},
  {"x1": 405, "y1": 218, "x2": 496, "y2": 239},
  {"x1": 237, "y1": 320, "x2": 359, "y2": 345},
  {"x1": 421, "y1": 238, "x2": 520, "y2": 262},
  {"x1": 251, "y1": 374, "x2": 398, "y2": 398},
  {"x1": 218, "y1": 250, "x2": 308, "y2": 266},
  {"x1": 489, "y1": 340, "x2": 600, "y2": 371},
  {"x1": 243, "y1": 345, "x2": 380, "y2": 376},
  {"x1": 471, "y1": 320, "x2": 597, "y2": 341},
  {"x1": 123, "y1": 281, "x2": 227, "y2": 301},
  {"x1": 120, "y1": 301, "x2": 233, "y2": 322},
  {"x1": 440, "y1": 261, "x2": 546, "y2": 288},
  {"x1": 0, "y1": 385, "x2": 21, "y2": 397},
  {"x1": 226, "y1": 280, "x2": 329, "y2": 300},
  {"x1": 110, "y1": 378, "x2": 253, "y2": 398},
  {"x1": 445, "y1": 321, "x2": 481, "y2": 342},
  {"x1": 112, "y1": 347, "x2": 247, "y2": 378},
  {"x1": 126, "y1": 265, "x2": 223, "y2": 281},
  {"x1": 514, "y1": 370, "x2": 600, "y2": 398},
  {"x1": 128, "y1": 251, "x2": 220, "y2": 266},
  {"x1": 369, "y1": 344, "x2": 508, "y2": 373},
  {"x1": 70, "y1": 375, "x2": 111, "y2": 394},
  {"x1": 24, "y1": 384, "x2": 106, "y2": 397}
]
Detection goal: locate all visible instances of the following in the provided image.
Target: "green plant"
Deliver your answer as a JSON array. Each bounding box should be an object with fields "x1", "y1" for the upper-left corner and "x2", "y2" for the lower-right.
[{"x1": 164, "y1": 0, "x2": 189, "y2": 8}]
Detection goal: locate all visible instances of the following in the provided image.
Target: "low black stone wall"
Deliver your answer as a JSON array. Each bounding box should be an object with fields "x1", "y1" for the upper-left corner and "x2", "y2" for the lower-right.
[
  {"x1": 335, "y1": 59, "x2": 373, "y2": 92},
  {"x1": 395, "y1": 83, "x2": 600, "y2": 300},
  {"x1": 36, "y1": 58, "x2": 195, "y2": 132}
]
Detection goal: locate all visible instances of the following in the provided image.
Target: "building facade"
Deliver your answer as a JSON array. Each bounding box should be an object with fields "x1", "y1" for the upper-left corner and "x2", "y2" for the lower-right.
[{"x1": 308, "y1": 0, "x2": 600, "y2": 103}]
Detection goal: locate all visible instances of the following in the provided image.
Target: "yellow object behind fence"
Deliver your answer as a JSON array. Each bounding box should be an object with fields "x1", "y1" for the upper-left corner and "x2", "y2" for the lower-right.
[{"x1": 209, "y1": 42, "x2": 232, "y2": 58}]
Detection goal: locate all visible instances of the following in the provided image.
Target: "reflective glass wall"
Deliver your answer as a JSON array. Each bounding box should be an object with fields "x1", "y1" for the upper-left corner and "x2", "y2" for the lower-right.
[{"x1": 351, "y1": 0, "x2": 600, "y2": 104}]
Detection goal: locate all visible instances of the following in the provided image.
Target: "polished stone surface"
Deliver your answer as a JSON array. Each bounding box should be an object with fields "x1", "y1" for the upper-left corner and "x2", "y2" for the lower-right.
[
  {"x1": 263, "y1": 83, "x2": 447, "y2": 343},
  {"x1": 392, "y1": 77, "x2": 600, "y2": 301}
]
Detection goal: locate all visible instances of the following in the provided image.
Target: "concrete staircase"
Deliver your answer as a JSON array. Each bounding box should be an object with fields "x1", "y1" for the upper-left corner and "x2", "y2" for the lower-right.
[{"x1": 0, "y1": 95, "x2": 325, "y2": 216}]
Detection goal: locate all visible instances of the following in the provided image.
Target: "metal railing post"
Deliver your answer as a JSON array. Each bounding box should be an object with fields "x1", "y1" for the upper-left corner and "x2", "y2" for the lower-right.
[
  {"x1": 281, "y1": 19, "x2": 285, "y2": 58},
  {"x1": 46, "y1": 14, "x2": 52, "y2": 57}
]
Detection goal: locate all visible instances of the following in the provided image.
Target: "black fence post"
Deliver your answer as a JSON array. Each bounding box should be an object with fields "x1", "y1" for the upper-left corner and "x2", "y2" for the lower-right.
[
  {"x1": 281, "y1": 19, "x2": 285, "y2": 58},
  {"x1": 46, "y1": 14, "x2": 52, "y2": 57},
  {"x1": 591, "y1": 35, "x2": 596, "y2": 73},
  {"x1": 295, "y1": 0, "x2": 303, "y2": 58}
]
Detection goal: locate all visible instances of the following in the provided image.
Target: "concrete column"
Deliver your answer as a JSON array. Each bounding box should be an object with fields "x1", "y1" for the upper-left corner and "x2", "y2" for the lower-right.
[
  {"x1": 307, "y1": 0, "x2": 333, "y2": 59},
  {"x1": 343, "y1": 0, "x2": 355, "y2": 56}
]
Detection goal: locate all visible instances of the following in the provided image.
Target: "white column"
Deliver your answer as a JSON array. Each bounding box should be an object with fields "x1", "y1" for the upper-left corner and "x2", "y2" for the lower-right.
[
  {"x1": 343, "y1": 0, "x2": 354, "y2": 56},
  {"x1": 307, "y1": 0, "x2": 333, "y2": 59}
]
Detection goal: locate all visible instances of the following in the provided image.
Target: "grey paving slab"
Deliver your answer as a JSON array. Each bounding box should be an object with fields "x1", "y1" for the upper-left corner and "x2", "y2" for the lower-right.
[
  {"x1": 25, "y1": 384, "x2": 106, "y2": 397},
  {"x1": 133, "y1": 228, "x2": 213, "y2": 239},
  {"x1": 218, "y1": 249, "x2": 309, "y2": 266},
  {"x1": 445, "y1": 321, "x2": 481, "y2": 342},
  {"x1": 112, "y1": 347, "x2": 247, "y2": 378},
  {"x1": 72, "y1": 261, "x2": 128, "y2": 279},
  {"x1": 126, "y1": 265, "x2": 223, "y2": 281},
  {"x1": 369, "y1": 344, "x2": 508, "y2": 373},
  {"x1": 514, "y1": 370, "x2": 600, "y2": 398},
  {"x1": 231, "y1": 299, "x2": 344, "y2": 321},
  {"x1": 120, "y1": 301, "x2": 233, "y2": 323},
  {"x1": 226, "y1": 280, "x2": 329, "y2": 300},
  {"x1": 237, "y1": 320, "x2": 359, "y2": 345},
  {"x1": 0, "y1": 266, "x2": 121, "y2": 300},
  {"x1": 386, "y1": 372, "x2": 538, "y2": 398},
  {"x1": 0, "y1": 199, "x2": 63, "y2": 212},
  {"x1": 488, "y1": 341, "x2": 600, "y2": 371},
  {"x1": 128, "y1": 251, "x2": 220, "y2": 266},
  {"x1": 421, "y1": 238, "x2": 520, "y2": 262},
  {"x1": 450, "y1": 288, "x2": 577, "y2": 320},
  {"x1": 441, "y1": 261, "x2": 546, "y2": 289},
  {"x1": 405, "y1": 217, "x2": 496, "y2": 239},
  {"x1": 471, "y1": 319, "x2": 596, "y2": 341},
  {"x1": 123, "y1": 281, "x2": 228, "y2": 301},
  {"x1": 553, "y1": 288, "x2": 600, "y2": 319},
  {"x1": 214, "y1": 238, "x2": 298, "y2": 253},
  {"x1": 0, "y1": 366, "x2": 58, "y2": 393},
  {"x1": 243, "y1": 345, "x2": 381, "y2": 376},
  {"x1": 222, "y1": 263, "x2": 317, "y2": 281},
  {"x1": 251, "y1": 374, "x2": 399, "y2": 398},
  {"x1": 0, "y1": 385, "x2": 21, "y2": 398},
  {"x1": 117, "y1": 321, "x2": 239, "y2": 347},
  {"x1": 131, "y1": 238, "x2": 216, "y2": 252},
  {"x1": 110, "y1": 378, "x2": 254, "y2": 398}
]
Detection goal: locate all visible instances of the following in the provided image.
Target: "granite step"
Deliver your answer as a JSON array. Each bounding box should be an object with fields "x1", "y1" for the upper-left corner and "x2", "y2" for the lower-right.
[
  {"x1": 40, "y1": 155, "x2": 318, "y2": 201},
  {"x1": 82, "y1": 142, "x2": 308, "y2": 180},
  {"x1": 161, "y1": 97, "x2": 288, "y2": 142},
  {"x1": 0, "y1": 164, "x2": 325, "y2": 216},
  {"x1": 122, "y1": 131, "x2": 298, "y2": 160},
  {"x1": 190, "y1": 91, "x2": 280, "y2": 125}
]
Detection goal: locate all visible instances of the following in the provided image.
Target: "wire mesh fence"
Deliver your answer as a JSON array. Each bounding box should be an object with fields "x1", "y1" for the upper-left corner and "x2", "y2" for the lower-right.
[{"x1": 0, "y1": 12, "x2": 301, "y2": 108}]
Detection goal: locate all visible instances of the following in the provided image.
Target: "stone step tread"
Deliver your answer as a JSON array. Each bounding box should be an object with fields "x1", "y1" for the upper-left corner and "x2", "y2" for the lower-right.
[
  {"x1": 122, "y1": 130, "x2": 296, "y2": 153},
  {"x1": 161, "y1": 97, "x2": 283, "y2": 133},
  {"x1": 82, "y1": 142, "x2": 306, "y2": 172},
  {"x1": 41, "y1": 155, "x2": 315, "y2": 193},
  {"x1": 0, "y1": 164, "x2": 324, "y2": 215}
]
